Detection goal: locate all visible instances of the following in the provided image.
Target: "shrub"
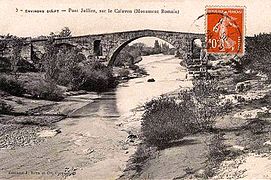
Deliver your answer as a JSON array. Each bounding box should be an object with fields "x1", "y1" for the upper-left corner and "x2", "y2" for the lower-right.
[
  {"x1": 142, "y1": 80, "x2": 220, "y2": 148},
  {"x1": 142, "y1": 91, "x2": 216, "y2": 147},
  {"x1": 0, "y1": 100, "x2": 13, "y2": 114},
  {"x1": 0, "y1": 75, "x2": 25, "y2": 96},
  {"x1": 77, "y1": 61, "x2": 117, "y2": 92},
  {"x1": 25, "y1": 80, "x2": 64, "y2": 101},
  {"x1": 142, "y1": 93, "x2": 198, "y2": 147},
  {"x1": 118, "y1": 68, "x2": 130, "y2": 77},
  {"x1": 192, "y1": 80, "x2": 222, "y2": 120}
]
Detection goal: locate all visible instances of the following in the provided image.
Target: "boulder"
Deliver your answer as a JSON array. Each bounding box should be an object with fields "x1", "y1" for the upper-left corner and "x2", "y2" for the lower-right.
[
  {"x1": 235, "y1": 81, "x2": 252, "y2": 93},
  {"x1": 147, "y1": 78, "x2": 155, "y2": 82}
]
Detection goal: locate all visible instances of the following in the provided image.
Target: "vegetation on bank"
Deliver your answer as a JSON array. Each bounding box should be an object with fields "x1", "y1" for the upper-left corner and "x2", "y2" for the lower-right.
[
  {"x1": 0, "y1": 74, "x2": 65, "y2": 101},
  {"x1": 0, "y1": 75, "x2": 25, "y2": 96},
  {"x1": 0, "y1": 28, "x2": 119, "y2": 102},
  {"x1": 142, "y1": 80, "x2": 222, "y2": 148},
  {"x1": 0, "y1": 28, "x2": 180, "y2": 102},
  {"x1": 42, "y1": 40, "x2": 117, "y2": 92},
  {"x1": 240, "y1": 33, "x2": 271, "y2": 80}
]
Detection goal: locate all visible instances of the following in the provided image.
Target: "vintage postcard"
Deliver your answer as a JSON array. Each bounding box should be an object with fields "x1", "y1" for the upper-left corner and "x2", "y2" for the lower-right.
[{"x1": 0, "y1": 0, "x2": 270, "y2": 179}]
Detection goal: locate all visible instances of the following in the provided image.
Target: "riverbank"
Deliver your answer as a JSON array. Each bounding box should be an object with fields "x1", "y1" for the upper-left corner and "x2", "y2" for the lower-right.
[
  {"x1": 0, "y1": 89, "x2": 137, "y2": 179},
  {"x1": 120, "y1": 60, "x2": 271, "y2": 179}
]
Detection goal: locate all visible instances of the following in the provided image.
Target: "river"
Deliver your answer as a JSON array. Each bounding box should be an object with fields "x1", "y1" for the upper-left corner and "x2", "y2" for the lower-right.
[
  {"x1": 72, "y1": 54, "x2": 191, "y2": 117},
  {"x1": 65, "y1": 54, "x2": 192, "y2": 179},
  {"x1": 0, "y1": 54, "x2": 192, "y2": 179}
]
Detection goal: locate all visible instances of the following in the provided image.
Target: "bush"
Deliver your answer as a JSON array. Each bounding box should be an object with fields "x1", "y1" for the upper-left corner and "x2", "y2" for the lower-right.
[
  {"x1": 142, "y1": 80, "x2": 220, "y2": 148},
  {"x1": 192, "y1": 80, "x2": 222, "y2": 119},
  {"x1": 0, "y1": 100, "x2": 13, "y2": 114},
  {"x1": 77, "y1": 61, "x2": 117, "y2": 92},
  {"x1": 135, "y1": 67, "x2": 148, "y2": 76},
  {"x1": 0, "y1": 75, "x2": 25, "y2": 96},
  {"x1": 25, "y1": 80, "x2": 64, "y2": 101},
  {"x1": 142, "y1": 93, "x2": 198, "y2": 147},
  {"x1": 118, "y1": 68, "x2": 130, "y2": 77}
]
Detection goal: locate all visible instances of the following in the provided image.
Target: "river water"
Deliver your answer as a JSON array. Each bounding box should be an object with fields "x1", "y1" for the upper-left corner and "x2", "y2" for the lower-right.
[
  {"x1": 72, "y1": 54, "x2": 192, "y2": 118},
  {"x1": 63, "y1": 54, "x2": 193, "y2": 179},
  {"x1": 117, "y1": 54, "x2": 192, "y2": 115}
]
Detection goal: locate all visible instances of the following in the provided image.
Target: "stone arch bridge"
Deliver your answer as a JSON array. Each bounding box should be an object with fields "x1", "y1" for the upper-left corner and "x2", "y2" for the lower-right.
[{"x1": 28, "y1": 29, "x2": 204, "y2": 66}]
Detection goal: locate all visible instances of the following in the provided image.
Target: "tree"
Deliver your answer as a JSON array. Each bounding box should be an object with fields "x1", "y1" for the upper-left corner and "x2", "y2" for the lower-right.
[
  {"x1": 132, "y1": 43, "x2": 146, "y2": 52},
  {"x1": 49, "y1": 32, "x2": 56, "y2": 37},
  {"x1": 153, "y1": 40, "x2": 161, "y2": 54},
  {"x1": 161, "y1": 42, "x2": 170, "y2": 54},
  {"x1": 59, "y1": 27, "x2": 72, "y2": 37},
  {"x1": 0, "y1": 39, "x2": 8, "y2": 57},
  {"x1": 42, "y1": 38, "x2": 59, "y2": 81}
]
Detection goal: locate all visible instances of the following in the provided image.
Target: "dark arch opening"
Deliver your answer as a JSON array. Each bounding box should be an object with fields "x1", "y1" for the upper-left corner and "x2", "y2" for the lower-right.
[
  {"x1": 191, "y1": 38, "x2": 202, "y2": 59},
  {"x1": 94, "y1": 40, "x2": 102, "y2": 56},
  {"x1": 108, "y1": 36, "x2": 176, "y2": 66}
]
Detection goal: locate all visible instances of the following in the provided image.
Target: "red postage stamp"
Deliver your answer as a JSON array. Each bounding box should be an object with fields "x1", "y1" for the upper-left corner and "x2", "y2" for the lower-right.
[{"x1": 206, "y1": 6, "x2": 245, "y2": 55}]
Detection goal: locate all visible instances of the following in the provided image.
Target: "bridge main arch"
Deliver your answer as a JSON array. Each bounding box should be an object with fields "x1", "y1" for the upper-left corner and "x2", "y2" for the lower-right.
[
  {"x1": 108, "y1": 36, "x2": 177, "y2": 66},
  {"x1": 105, "y1": 30, "x2": 204, "y2": 66}
]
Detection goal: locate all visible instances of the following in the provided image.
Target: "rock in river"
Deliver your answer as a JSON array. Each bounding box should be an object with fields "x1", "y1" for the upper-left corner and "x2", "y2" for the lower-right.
[{"x1": 147, "y1": 78, "x2": 155, "y2": 82}]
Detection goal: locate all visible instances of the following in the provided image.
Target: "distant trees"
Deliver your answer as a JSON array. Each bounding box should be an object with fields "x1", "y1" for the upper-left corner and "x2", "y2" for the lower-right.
[
  {"x1": 161, "y1": 42, "x2": 170, "y2": 54},
  {"x1": 153, "y1": 40, "x2": 161, "y2": 54},
  {"x1": 132, "y1": 43, "x2": 146, "y2": 52},
  {"x1": 114, "y1": 40, "x2": 176, "y2": 66},
  {"x1": 153, "y1": 40, "x2": 174, "y2": 55}
]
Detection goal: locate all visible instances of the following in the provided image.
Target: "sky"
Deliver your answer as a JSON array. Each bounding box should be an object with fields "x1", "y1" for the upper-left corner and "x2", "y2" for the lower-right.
[{"x1": 0, "y1": 0, "x2": 270, "y2": 38}]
